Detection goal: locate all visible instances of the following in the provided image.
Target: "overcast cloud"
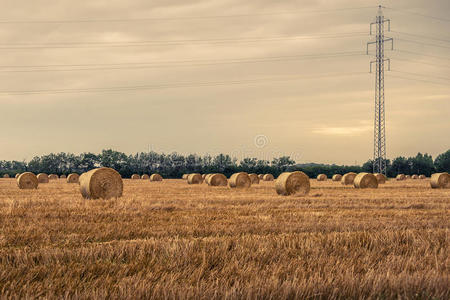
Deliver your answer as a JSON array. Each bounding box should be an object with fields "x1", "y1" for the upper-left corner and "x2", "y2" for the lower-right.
[{"x1": 0, "y1": 0, "x2": 449, "y2": 164}]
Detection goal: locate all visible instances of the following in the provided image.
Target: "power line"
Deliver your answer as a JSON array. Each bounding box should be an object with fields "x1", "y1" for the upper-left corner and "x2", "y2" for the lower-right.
[
  {"x1": 0, "y1": 51, "x2": 365, "y2": 73},
  {"x1": 393, "y1": 57, "x2": 450, "y2": 69},
  {"x1": 391, "y1": 30, "x2": 450, "y2": 44},
  {"x1": 397, "y1": 37, "x2": 450, "y2": 50},
  {"x1": 391, "y1": 70, "x2": 450, "y2": 82},
  {"x1": 384, "y1": 6, "x2": 450, "y2": 23},
  {"x1": 389, "y1": 74, "x2": 450, "y2": 87},
  {"x1": 0, "y1": 6, "x2": 376, "y2": 24},
  {"x1": 395, "y1": 49, "x2": 450, "y2": 61},
  {"x1": 0, "y1": 32, "x2": 368, "y2": 49},
  {"x1": 0, "y1": 71, "x2": 367, "y2": 95},
  {"x1": 2, "y1": 51, "x2": 361, "y2": 68}
]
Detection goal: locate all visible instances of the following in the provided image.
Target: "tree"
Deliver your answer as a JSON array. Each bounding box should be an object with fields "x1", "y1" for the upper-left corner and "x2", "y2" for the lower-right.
[
  {"x1": 239, "y1": 158, "x2": 258, "y2": 172},
  {"x1": 100, "y1": 150, "x2": 129, "y2": 176},
  {"x1": 209, "y1": 154, "x2": 237, "y2": 176},
  {"x1": 78, "y1": 153, "x2": 100, "y2": 173},
  {"x1": 409, "y1": 153, "x2": 435, "y2": 176},
  {"x1": 434, "y1": 149, "x2": 450, "y2": 172},
  {"x1": 390, "y1": 156, "x2": 410, "y2": 175},
  {"x1": 362, "y1": 159, "x2": 373, "y2": 173}
]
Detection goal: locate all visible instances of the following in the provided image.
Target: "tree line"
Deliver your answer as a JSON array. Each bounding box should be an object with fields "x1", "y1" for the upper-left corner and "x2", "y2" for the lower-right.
[{"x1": 0, "y1": 149, "x2": 449, "y2": 179}]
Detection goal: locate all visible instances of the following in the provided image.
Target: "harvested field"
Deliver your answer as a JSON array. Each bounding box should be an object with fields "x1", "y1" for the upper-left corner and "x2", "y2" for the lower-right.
[{"x1": 0, "y1": 178, "x2": 448, "y2": 299}]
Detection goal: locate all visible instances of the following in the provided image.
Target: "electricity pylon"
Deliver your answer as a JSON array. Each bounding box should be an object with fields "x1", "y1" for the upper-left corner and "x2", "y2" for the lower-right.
[{"x1": 367, "y1": 5, "x2": 393, "y2": 175}]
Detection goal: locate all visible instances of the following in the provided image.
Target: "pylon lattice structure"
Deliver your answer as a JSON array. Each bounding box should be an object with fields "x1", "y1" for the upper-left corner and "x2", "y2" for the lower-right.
[{"x1": 367, "y1": 6, "x2": 393, "y2": 175}]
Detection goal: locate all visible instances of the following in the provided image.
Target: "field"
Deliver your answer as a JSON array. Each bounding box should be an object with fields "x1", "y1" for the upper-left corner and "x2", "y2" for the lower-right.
[{"x1": 0, "y1": 178, "x2": 449, "y2": 299}]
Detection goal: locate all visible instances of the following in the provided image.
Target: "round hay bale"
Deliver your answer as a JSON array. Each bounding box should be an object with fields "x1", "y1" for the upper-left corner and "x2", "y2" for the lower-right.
[
  {"x1": 419, "y1": 175, "x2": 426, "y2": 179},
  {"x1": 204, "y1": 174, "x2": 214, "y2": 185},
  {"x1": 317, "y1": 174, "x2": 327, "y2": 181},
  {"x1": 430, "y1": 172, "x2": 449, "y2": 189},
  {"x1": 67, "y1": 173, "x2": 80, "y2": 183},
  {"x1": 396, "y1": 174, "x2": 406, "y2": 181},
  {"x1": 341, "y1": 172, "x2": 357, "y2": 185},
  {"x1": 354, "y1": 173, "x2": 378, "y2": 189},
  {"x1": 187, "y1": 173, "x2": 203, "y2": 184},
  {"x1": 150, "y1": 173, "x2": 163, "y2": 181},
  {"x1": 332, "y1": 174, "x2": 342, "y2": 182},
  {"x1": 248, "y1": 173, "x2": 260, "y2": 184},
  {"x1": 275, "y1": 171, "x2": 310, "y2": 196},
  {"x1": 79, "y1": 167, "x2": 123, "y2": 199},
  {"x1": 202, "y1": 174, "x2": 207, "y2": 179},
  {"x1": 258, "y1": 174, "x2": 264, "y2": 179},
  {"x1": 262, "y1": 174, "x2": 274, "y2": 181},
  {"x1": 229, "y1": 172, "x2": 251, "y2": 189},
  {"x1": 411, "y1": 174, "x2": 419, "y2": 179},
  {"x1": 15, "y1": 173, "x2": 20, "y2": 179},
  {"x1": 60, "y1": 175, "x2": 66, "y2": 179},
  {"x1": 49, "y1": 174, "x2": 58, "y2": 180},
  {"x1": 405, "y1": 175, "x2": 411, "y2": 179},
  {"x1": 141, "y1": 174, "x2": 150, "y2": 180},
  {"x1": 131, "y1": 174, "x2": 140, "y2": 180},
  {"x1": 17, "y1": 172, "x2": 38, "y2": 189},
  {"x1": 208, "y1": 173, "x2": 228, "y2": 186},
  {"x1": 374, "y1": 173, "x2": 387, "y2": 184},
  {"x1": 182, "y1": 174, "x2": 189, "y2": 180},
  {"x1": 3, "y1": 174, "x2": 10, "y2": 178},
  {"x1": 37, "y1": 173, "x2": 49, "y2": 183}
]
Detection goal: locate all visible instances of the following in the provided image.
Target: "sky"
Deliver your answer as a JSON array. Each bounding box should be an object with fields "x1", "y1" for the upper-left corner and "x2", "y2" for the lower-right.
[{"x1": 0, "y1": 0, "x2": 449, "y2": 165}]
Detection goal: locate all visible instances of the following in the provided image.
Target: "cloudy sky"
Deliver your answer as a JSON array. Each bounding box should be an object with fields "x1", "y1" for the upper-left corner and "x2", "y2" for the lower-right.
[{"x1": 0, "y1": 0, "x2": 449, "y2": 164}]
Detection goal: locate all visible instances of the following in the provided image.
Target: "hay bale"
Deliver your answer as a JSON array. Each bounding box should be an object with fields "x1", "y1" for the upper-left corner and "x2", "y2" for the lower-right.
[
  {"x1": 60, "y1": 175, "x2": 66, "y2": 179},
  {"x1": 317, "y1": 174, "x2": 327, "y2": 181},
  {"x1": 275, "y1": 171, "x2": 310, "y2": 196},
  {"x1": 405, "y1": 175, "x2": 411, "y2": 179},
  {"x1": 79, "y1": 167, "x2": 123, "y2": 199},
  {"x1": 374, "y1": 173, "x2": 387, "y2": 184},
  {"x1": 249, "y1": 173, "x2": 260, "y2": 184},
  {"x1": 341, "y1": 172, "x2": 357, "y2": 185},
  {"x1": 354, "y1": 173, "x2": 378, "y2": 189},
  {"x1": 141, "y1": 174, "x2": 150, "y2": 180},
  {"x1": 430, "y1": 173, "x2": 449, "y2": 189},
  {"x1": 49, "y1": 174, "x2": 58, "y2": 180},
  {"x1": 37, "y1": 173, "x2": 49, "y2": 183},
  {"x1": 419, "y1": 175, "x2": 426, "y2": 179},
  {"x1": 182, "y1": 174, "x2": 189, "y2": 180},
  {"x1": 411, "y1": 174, "x2": 419, "y2": 179},
  {"x1": 263, "y1": 174, "x2": 274, "y2": 181},
  {"x1": 131, "y1": 174, "x2": 140, "y2": 180},
  {"x1": 202, "y1": 174, "x2": 207, "y2": 179},
  {"x1": 67, "y1": 173, "x2": 79, "y2": 183},
  {"x1": 332, "y1": 174, "x2": 342, "y2": 181},
  {"x1": 208, "y1": 173, "x2": 228, "y2": 186},
  {"x1": 150, "y1": 174, "x2": 163, "y2": 181},
  {"x1": 229, "y1": 172, "x2": 251, "y2": 189},
  {"x1": 3, "y1": 174, "x2": 10, "y2": 178},
  {"x1": 17, "y1": 172, "x2": 38, "y2": 189},
  {"x1": 258, "y1": 174, "x2": 264, "y2": 179},
  {"x1": 15, "y1": 173, "x2": 20, "y2": 179},
  {"x1": 396, "y1": 174, "x2": 406, "y2": 181},
  {"x1": 204, "y1": 174, "x2": 214, "y2": 184},
  {"x1": 187, "y1": 173, "x2": 203, "y2": 184}
]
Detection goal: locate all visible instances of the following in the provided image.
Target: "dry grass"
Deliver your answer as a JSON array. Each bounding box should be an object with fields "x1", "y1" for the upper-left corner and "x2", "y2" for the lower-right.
[{"x1": 0, "y1": 178, "x2": 449, "y2": 299}]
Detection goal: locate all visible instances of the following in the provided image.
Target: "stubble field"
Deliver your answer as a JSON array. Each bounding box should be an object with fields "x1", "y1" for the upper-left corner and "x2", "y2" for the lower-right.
[{"x1": 0, "y1": 178, "x2": 448, "y2": 299}]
